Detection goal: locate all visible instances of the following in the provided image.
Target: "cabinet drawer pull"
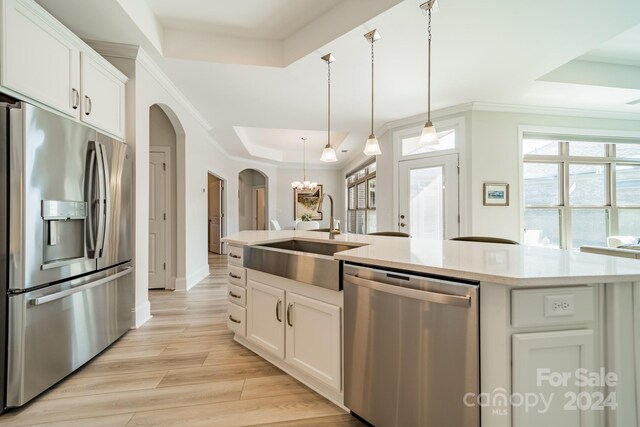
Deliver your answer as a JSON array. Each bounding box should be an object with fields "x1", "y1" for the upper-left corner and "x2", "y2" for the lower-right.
[
  {"x1": 229, "y1": 254, "x2": 241, "y2": 259},
  {"x1": 71, "y1": 88, "x2": 80, "y2": 109},
  {"x1": 276, "y1": 299, "x2": 282, "y2": 322},
  {"x1": 286, "y1": 303, "x2": 294, "y2": 327},
  {"x1": 229, "y1": 291, "x2": 241, "y2": 299},
  {"x1": 229, "y1": 272, "x2": 241, "y2": 279},
  {"x1": 228, "y1": 315, "x2": 241, "y2": 324}
]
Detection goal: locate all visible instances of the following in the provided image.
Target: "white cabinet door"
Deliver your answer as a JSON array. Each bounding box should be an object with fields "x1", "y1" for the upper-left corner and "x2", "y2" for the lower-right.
[
  {"x1": 513, "y1": 330, "x2": 595, "y2": 427},
  {"x1": 246, "y1": 280, "x2": 285, "y2": 358},
  {"x1": 285, "y1": 292, "x2": 341, "y2": 391},
  {"x1": 80, "y1": 53, "x2": 125, "y2": 138},
  {"x1": 2, "y1": 0, "x2": 80, "y2": 118}
]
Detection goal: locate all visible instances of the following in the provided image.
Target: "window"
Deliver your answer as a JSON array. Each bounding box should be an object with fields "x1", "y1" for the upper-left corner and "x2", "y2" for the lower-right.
[
  {"x1": 523, "y1": 135, "x2": 640, "y2": 250},
  {"x1": 346, "y1": 161, "x2": 376, "y2": 234},
  {"x1": 401, "y1": 128, "x2": 456, "y2": 157}
]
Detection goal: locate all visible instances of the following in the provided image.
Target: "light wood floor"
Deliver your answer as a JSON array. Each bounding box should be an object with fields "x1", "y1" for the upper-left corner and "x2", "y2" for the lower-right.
[{"x1": 0, "y1": 254, "x2": 365, "y2": 427}]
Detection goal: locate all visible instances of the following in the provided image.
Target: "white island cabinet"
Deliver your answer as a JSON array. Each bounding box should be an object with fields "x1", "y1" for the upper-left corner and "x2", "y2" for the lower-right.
[
  {"x1": 226, "y1": 243, "x2": 344, "y2": 406},
  {"x1": 223, "y1": 231, "x2": 640, "y2": 426},
  {"x1": 0, "y1": 0, "x2": 127, "y2": 139}
]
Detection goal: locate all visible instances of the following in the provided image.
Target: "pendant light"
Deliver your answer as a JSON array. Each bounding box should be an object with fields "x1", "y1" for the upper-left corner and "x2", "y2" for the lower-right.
[
  {"x1": 363, "y1": 29, "x2": 382, "y2": 156},
  {"x1": 291, "y1": 137, "x2": 318, "y2": 191},
  {"x1": 419, "y1": 0, "x2": 439, "y2": 146},
  {"x1": 320, "y1": 53, "x2": 338, "y2": 162}
]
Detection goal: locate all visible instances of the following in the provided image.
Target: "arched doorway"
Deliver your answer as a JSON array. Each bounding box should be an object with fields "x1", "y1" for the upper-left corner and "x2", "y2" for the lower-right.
[
  {"x1": 238, "y1": 169, "x2": 268, "y2": 231},
  {"x1": 148, "y1": 104, "x2": 185, "y2": 290}
]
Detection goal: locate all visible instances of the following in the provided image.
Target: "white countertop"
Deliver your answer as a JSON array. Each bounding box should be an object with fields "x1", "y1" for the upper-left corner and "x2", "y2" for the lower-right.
[{"x1": 222, "y1": 231, "x2": 640, "y2": 286}]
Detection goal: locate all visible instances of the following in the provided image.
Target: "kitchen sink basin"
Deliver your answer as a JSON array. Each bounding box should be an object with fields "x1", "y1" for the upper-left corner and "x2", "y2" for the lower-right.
[
  {"x1": 243, "y1": 239, "x2": 365, "y2": 291},
  {"x1": 259, "y1": 239, "x2": 362, "y2": 257}
]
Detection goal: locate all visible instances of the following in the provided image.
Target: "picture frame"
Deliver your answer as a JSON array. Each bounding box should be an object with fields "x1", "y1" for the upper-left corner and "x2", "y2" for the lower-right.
[
  {"x1": 294, "y1": 185, "x2": 323, "y2": 220},
  {"x1": 483, "y1": 182, "x2": 509, "y2": 206}
]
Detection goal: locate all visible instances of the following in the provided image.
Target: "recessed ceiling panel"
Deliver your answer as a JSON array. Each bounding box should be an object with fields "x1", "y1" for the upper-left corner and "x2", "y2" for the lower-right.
[
  {"x1": 147, "y1": 0, "x2": 341, "y2": 40},
  {"x1": 233, "y1": 127, "x2": 349, "y2": 164}
]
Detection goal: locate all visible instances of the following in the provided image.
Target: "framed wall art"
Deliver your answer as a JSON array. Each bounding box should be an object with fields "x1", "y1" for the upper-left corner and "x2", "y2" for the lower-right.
[
  {"x1": 483, "y1": 183, "x2": 509, "y2": 206},
  {"x1": 294, "y1": 185, "x2": 323, "y2": 220}
]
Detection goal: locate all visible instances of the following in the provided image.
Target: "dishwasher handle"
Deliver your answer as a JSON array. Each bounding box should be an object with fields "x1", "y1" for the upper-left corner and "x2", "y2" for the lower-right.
[{"x1": 345, "y1": 273, "x2": 471, "y2": 307}]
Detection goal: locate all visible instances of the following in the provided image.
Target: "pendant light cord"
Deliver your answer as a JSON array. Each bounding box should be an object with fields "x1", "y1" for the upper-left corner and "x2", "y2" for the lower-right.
[
  {"x1": 327, "y1": 60, "x2": 331, "y2": 147},
  {"x1": 427, "y1": 8, "x2": 432, "y2": 123},
  {"x1": 371, "y1": 40, "x2": 375, "y2": 135},
  {"x1": 302, "y1": 138, "x2": 307, "y2": 181}
]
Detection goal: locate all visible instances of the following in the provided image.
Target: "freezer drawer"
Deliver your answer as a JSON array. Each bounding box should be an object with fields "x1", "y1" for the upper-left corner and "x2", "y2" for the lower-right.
[{"x1": 6, "y1": 264, "x2": 133, "y2": 407}]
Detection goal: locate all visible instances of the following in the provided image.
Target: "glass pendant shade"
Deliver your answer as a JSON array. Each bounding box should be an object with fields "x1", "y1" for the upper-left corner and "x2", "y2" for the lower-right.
[
  {"x1": 419, "y1": 121, "x2": 439, "y2": 146},
  {"x1": 291, "y1": 181, "x2": 301, "y2": 189},
  {"x1": 363, "y1": 134, "x2": 382, "y2": 156},
  {"x1": 321, "y1": 144, "x2": 338, "y2": 162}
]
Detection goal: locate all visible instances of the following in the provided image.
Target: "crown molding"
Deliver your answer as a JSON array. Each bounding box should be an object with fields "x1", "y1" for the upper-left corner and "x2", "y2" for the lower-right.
[
  {"x1": 471, "y1": 102, "x2": 640, "y2": 121},
  {"x1": 378, "y1": 101, "x2": 640, "y2": 135},
  {"x1": 86, "y1": 40, "x2": 140, "y2": 60}
]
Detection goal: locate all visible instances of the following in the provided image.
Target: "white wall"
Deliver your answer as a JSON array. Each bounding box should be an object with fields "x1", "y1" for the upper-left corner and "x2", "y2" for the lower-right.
[
  {"x1": 103, "y1": 48, "x2": 279, "y2": 327},
  {"x1": 469, "y1": 109, "x2": 640, "y2": 240},
  {"x1": 276, "y1": 167, "x2": 344, "y2": 230}
]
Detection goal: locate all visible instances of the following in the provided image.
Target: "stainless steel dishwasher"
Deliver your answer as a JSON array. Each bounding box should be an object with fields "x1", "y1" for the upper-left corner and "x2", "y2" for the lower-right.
[{"x1": 343, "y1": 264, "x2": 480, "y2": 427}]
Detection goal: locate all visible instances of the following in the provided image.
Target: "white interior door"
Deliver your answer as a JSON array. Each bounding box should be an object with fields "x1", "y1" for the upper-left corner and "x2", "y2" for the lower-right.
[
  {"x1": 208, "y1": 175, "x2": 222, "y2": 254},
  {"x1": 149, "y1": 151, "x2": 167, "y2": 289},
  {"x1": 398, "y1": 154, "x2": 459, "y2": 239},
  {"x1": 254, "y1": 187, "x2": 266, "y2": 230}
]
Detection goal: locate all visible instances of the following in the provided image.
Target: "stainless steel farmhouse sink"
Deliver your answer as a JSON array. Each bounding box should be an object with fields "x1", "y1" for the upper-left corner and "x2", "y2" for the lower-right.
[{"x1": 243, "y1": 239, "x2": 365, "y2": 291}]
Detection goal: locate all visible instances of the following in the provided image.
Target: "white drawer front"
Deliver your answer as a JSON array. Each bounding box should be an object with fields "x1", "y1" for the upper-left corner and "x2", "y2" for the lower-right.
[
  {"x1": 511, "y1": 287, "x2": 595, "y2": 328},
  {"x1": 227, "y1": 264, "x2": 246, "y2": 287},
  {"x1": 227, "y1": 283, "x2": 246, "y2": 307},
  {"x1": 227, "y1": 302, "x2": 246, "y2": 337},
  {"x1": 228, "y1": 245, "x2": 244, "y2": 266}
]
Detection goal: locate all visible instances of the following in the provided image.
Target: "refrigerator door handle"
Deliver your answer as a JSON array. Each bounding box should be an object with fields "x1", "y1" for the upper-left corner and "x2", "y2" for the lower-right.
[
  {"x1": 86, "y1": 145, "x2": 97, "y2": 255},
  {"x1": 29, "y1": 267, "x2": 133, "y2": 306},
  {"x1": 94, "y1": 142, "x2": 106, "y2": 258},
  {"x1": 97, "y1": 143, "x2": 111, "y2": 258}
]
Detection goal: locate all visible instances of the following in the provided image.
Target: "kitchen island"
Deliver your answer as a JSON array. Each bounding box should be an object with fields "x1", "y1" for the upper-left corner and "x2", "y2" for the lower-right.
[{"x1": 222, "y1": 231, "x2": 640, "y2": 427}]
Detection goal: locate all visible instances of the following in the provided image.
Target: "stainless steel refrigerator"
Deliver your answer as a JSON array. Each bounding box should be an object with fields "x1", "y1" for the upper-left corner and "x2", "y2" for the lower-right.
[{"x1": 0, "y1": 95, "x2": 133, "y2": 410}]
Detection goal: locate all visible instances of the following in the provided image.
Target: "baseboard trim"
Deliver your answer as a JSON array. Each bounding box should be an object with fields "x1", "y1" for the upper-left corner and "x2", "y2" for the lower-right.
[
  {"x1": 132, "y1": 300, "x2": 152, "y2": 329},
  {"x1": 175, "y1": 264, "x2": 210, "y2": 292}
]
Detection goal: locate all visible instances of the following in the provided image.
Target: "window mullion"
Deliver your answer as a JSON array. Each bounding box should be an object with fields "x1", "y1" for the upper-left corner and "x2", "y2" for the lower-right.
[{"x1": 562, "y1": 157, "x2": 571, "y2": 250}]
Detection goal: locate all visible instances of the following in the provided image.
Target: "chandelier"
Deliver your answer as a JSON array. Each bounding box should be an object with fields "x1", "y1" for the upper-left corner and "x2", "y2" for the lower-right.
[{"x1": 291, "y1": 137, "x2": 318, "y2": 191}]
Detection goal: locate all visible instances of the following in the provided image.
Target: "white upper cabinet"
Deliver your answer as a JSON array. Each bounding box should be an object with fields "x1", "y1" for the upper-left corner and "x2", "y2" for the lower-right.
[
  {"x1": 80, "y1": 53, "x2": 125, "y2": 138},
  {"x1": 0, "y1": 0, "x2": 127, "y2": 139},
  {"x1": 2, "y1": 0, "x2": 80, "y2": 118}
]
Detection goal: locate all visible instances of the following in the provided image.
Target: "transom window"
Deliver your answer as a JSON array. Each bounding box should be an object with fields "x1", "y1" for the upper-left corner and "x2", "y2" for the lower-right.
[
  {"x1": 401, "y1": 128, "x2": 456, "y2": 157},
  {"x1": 346, "y1": 161, "x2": 376, "y2": 234},
  {"x1": 522, "y1": 135, "x2": 640, "y2": 250}
]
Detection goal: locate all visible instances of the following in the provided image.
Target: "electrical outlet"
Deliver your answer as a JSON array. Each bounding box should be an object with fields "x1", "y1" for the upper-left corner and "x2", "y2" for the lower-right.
[{"x1": 544, "y1": 294, "x2": 575, "y2": 317}]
